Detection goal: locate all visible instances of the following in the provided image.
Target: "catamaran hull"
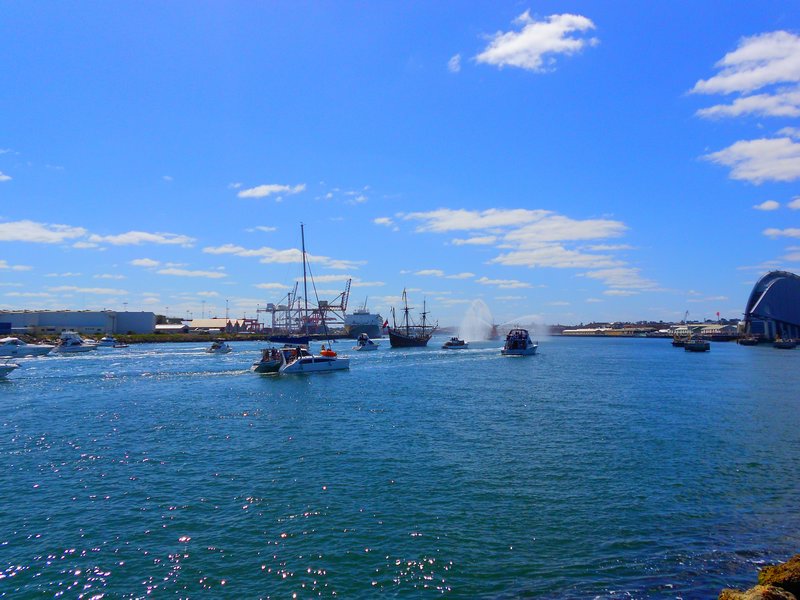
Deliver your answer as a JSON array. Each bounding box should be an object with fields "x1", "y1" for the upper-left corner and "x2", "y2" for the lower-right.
[{"x1": 280, "y1": 357, "x2": 350, "y2": 374}]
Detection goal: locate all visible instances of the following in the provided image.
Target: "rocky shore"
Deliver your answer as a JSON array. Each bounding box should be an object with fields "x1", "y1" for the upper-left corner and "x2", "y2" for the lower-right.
[{"x1": 720, "y1": 555, "x2": 800, "y2": 599}]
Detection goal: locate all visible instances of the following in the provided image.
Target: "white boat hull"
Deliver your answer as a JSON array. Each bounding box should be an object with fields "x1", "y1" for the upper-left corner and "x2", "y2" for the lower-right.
[
  {"x1": 0, "y1": 346, "x2": 53, "y2": 357},
  {"x1": 353, "y1": 343, "x2": 378, "y2": 351},
  {"x1": 280, "y1": 356, "x2": 350, "y2": 374},
  {"x1": 0, "y1": 363, "x2": 19, "y2": 378},
  {"x1": 53, "y1": 345, "x2": 97, "y2": 353}
]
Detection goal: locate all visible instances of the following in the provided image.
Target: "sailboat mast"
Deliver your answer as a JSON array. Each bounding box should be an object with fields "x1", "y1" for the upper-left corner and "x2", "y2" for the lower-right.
[{"x1": 301, "y1": 223, "x2": 309, "y2": 335}]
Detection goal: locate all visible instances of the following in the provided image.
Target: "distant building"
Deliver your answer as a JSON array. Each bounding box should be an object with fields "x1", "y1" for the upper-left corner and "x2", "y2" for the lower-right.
[
  {"x1": 741, "y1": 271, "x2": 800, "y2": 341},
  {"x1": 155, "y1": 323, "x2": 190, "y2": 334},
  {"x1": 189, "y1": 318, "x2": 260, "y2": 333},
  {"x1": 0, "y1": 310, "x2": 156, "y2": 335}
]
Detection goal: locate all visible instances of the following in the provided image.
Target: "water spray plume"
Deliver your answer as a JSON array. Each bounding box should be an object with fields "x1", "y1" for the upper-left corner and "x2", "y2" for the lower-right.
[{"x1": 458, "y1": 300, "x2": 494, "y2": 341}]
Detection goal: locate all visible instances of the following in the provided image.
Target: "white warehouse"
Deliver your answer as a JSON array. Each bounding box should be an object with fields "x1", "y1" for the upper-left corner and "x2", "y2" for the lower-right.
[{"x1": 0, "y1": 310, "x2": 156, "y2": 335}]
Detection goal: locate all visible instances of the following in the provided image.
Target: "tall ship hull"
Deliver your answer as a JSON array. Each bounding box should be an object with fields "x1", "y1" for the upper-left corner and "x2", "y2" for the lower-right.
[
  {"x1": 388, "y1": 289, "x2": 437, "y2": 348},
  {"x1": 388, "y1": 328, "x2": 432, "y2": 347}
]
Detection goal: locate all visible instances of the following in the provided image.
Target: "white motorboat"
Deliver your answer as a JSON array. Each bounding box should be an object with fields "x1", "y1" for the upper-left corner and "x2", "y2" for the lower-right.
[
  {"x1": 442, "y1": 336, "x2": 468, "y2": 349},
  {"x1": 0, "y1": 360, "x2": 20, "y2": 378},
  {"x1": 0, "y1": 337, "x2": 54, "y2": 357},
  {"x1": 97, "y1": 335, "x2": 128, "y2": 347},
  {"x1": 52, "y1": 331, "x2": 98, "y2": 353},
  {"x1": 251, "y1": 347, "x2": 283, "y2": 374},
  {"x1": 501, "y1": 328, "x2": 538, "y2": 356},
  {"x1": 206, "y1": 340, "x2": 232, "y2": 354},
  {"x1": 352, "y1": 332, "x2": 379, "y2": 351},
  {"x1": 278, "y1": 345, "x2": 349, "y2": 374}
]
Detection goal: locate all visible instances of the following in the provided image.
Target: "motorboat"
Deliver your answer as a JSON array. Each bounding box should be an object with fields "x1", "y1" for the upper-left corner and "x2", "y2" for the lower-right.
[
  {"x1": 0, "y1": 360, "x2": 19, "y2": 378},
  {"x1": 684, "y1": 339, "x2": 710, "y2": 352},
  {"x1": 442, "y1": 337, "x2": 468, "y2": 349},
  {"x1": 206, "y1": 339, "x2": 232, "y2": 354},
  {"x1": 0, "y1": 336, "x2": 54, "y2": 357},
  {"x1": 251, "y1": 347, "x2": 283, "y2": 374},
  {"x1": 52, "y1": 331, "x2": 97, "y2": 353},
  {"x1": 278, "y1": 345, "x2": 349, "y2": 374},
  {"x1": 738, "y1": 336, "x2": 759, "y2": 346},
  {"x1": 501, "y1": 328, "x2": 538, "y2": 356},
  {"x1": 353, "y1": 333, "x2": 379, "y2": 351},
  {"x1": 773, "y1": 338, "x2": 797, "y2": 349}
]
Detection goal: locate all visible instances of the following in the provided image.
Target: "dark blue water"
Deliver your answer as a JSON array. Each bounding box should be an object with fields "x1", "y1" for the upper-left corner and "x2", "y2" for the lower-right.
[{"x1": 1, "y1": 337, "x2": 798, "y2": 598}]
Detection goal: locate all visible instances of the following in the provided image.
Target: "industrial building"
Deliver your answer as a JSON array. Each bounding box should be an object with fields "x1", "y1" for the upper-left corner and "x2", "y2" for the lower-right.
[
  {"x1": 0, "y1": 310, "x2": 156, "y2": 335},
  {"x1": 741, "y1": 271, "x2": 800, "y2": 341}
]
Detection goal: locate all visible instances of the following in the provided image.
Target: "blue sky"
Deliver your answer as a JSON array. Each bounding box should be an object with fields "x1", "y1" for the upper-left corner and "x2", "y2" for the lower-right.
[{"x1": 2, "y1": 1, "x2": 800, "y2": 326}]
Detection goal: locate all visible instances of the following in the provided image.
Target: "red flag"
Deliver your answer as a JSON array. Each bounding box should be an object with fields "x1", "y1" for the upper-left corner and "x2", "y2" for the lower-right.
[{"x1": 382, "y1": 320, "x2": 389, "y2": 328}]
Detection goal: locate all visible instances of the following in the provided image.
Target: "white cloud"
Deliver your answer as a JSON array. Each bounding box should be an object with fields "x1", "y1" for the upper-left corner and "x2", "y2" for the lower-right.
[
  {"x1": 196, "y1": 291, "x2": 219, "y2": 297},
  {"x1": 475, "y1": 276, "x2": 531, "y2": 289},
  {"x1": 603, "y1": 289, "x2": 639, "y2": 297},
  {"x1": 764, "y1": 227, "x2": 800, "y2": 238},
  {"x1": 583, "y1": 267, "x2": 659, "y2": 291},
  {"x1": 89, "y1": 231, "x2": 195, "y2": 247},
  {"x1": 788, "y1": 197, "x2": 800, "y2": 209},
  {"x1": 247, "y1": 225, "x2": 277, "y2": 233},
  {"x1": 697, "y1": 89, "x2": 800, "y2": 119},
  {"x1": 475, "y1": 11, "x2": 598, "y2": 72},
  {"x1": 0, "y1": 171, "x2": 11, "y2": 182},
  {"x1": 237, "y1": 183, "x2": 306, "y2": 199},
  {"x1": 72, "y1": 241, "x2": 99, "y2": 249},
  {"x1": 374, "y1": 217, "x2": 394, "y2": 226},
  {"x1": 350, "y1": 280, "x2": 385, "y2": 287},
  {"x1": 157, "y1": 268, "x2": 228, "y2": 279},
  {"x1": 780, "y1": 127, "x2": 800, "y2": 139},
  {"x1": 703, "y1": 137, "x2": 800, "y2": 183},
  {"x1": 446, "y1": 272, "x2": 475, "y2": 279},
  {"x1": 255, "y1": 282, "x2": 292, "y2": 290},
  {"x1": 0, "y1": 220, "x2": 87, "y2": 243},
  {"x1": 585, "y1": 298, "x2": 603, "y2": 303},
  {"x1": 490, "y1": 245, "x2": 620, "y2": 269},
  {"x1": 452, "y1": 236, "x2": 498, "y2": 246},
  {"x1": 130, "y1": 258, "x2": 160, "y2": 268},
  {"x1": 45, "y1": 272, "x2": 81, "y2": 277},
  {"x1": 6, "y1": 291, "x2": 53, "y2": 298},
  {"x1": 0, "y1": 260, "x2": 32, "y2": 271},
  {"x1": 94, "y1": 273, "x2": 126, "y2": 280},
  {"x1": 448, "y1": 54, "x2": 462, "y2": 73},
  {"x1": 495, "y1": 295, "x2": 525, "y2": 301},
  {"x1": 163, "y1": 175, "x2": 173, "y2": 182},
  {"x1": 692, "y1": 31, "x2": 800, "y2": 96},
  {"x1": 405, "y1": 208, "x2": 550, "y2": 232},
  {"x1": 415, "y1": 269, "x2": 445, "y2": 277},
  {"x1": 47, "y1": 285, "x2": 128, "y2": 295},
  {"x1": 754, "y1": 200, "x2": 780, "y2": 210},
  {"x1": 203, "y1": 243, "x2": 363, "y2": 270},
  {"x1": 228, "y1": 182, "x2": 242, "y2": 189}
]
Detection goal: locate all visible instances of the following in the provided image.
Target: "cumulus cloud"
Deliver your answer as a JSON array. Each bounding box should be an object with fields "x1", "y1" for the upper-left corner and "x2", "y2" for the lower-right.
[
  {"x1": 582, "y1": 267, "x2": 659, "y2": 291},
  {"x1": 475, "y1": 11, "x2": 598, "y2": 72},
  {"x1": 754, "y1": 200, "x2": 780, "y2": 210},
  {"x1": 0, "y1": 171, "x2": 11, "y2": 182},
  {"x1": 374, "y1": 217, "x2": 394, "y2": 226},
  {"x1": 47, "y1": 285, "x2": 128, "y2": 295},
  {"x1": 448, "y1": 54, "x2": 462, "y2": 73},
  {"x1": 764, "y1": 227, "x2": 800, "y2": 238},
  {"x1": 203, "y1": 243, "x2": 362, "y2": 270},
  {"x1": 94, "y1": 273, "x2": 126, "y2": 279},
  {"x1": 703, "y1": 137, "x2": 800, "y2": 183},
  {"x1": 788, "y1": 197, "x2": 800, "y2": 209},
  {"x1": 693, "y1": 31, "x2": 800, "y2": 120},
  {"x1": 255, "y1": 282, "x2": 292, "y2": 290},
  {"x1": 475, "y1": 276, "x2": 531, "y2": 289},
  {"x1": 130, "y1": 258, "x2": 160, "y2": 268},
  {"x1": 157, "y1": 268, "x2": 228, "y2": 279},
  {"x1": 415, "y1": 269, "x2": 445, "y2": 277},
  {"x1": 89, "y1": 231, "x2": 196, "y2": 247},
  {"x1": 0, "y1": 260, "x2": 31, "y2": 271},
  {"x1": 451, "y1": 236, "x2": 498, "y2": 246},
  {"x1": 237, "y1": 183, "x2": 306, "y2": 199},
  {"x1": 0, "y1": 220, "x2": 87, "y2": 243}
]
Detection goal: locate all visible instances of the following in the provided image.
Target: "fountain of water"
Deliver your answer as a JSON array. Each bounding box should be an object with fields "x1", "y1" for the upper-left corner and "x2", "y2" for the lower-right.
[{"x1": 458, "y1": 300, "x2": 494, "y2": 341}]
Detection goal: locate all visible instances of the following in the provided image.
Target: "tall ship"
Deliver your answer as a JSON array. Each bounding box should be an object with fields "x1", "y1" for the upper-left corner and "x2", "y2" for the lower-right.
[
  {"x1": 388, "y1": 290, "x2": 437, "y2": 348},
  {"x1": 344, "y1": 299, "x2": 384, "y2": 339}
]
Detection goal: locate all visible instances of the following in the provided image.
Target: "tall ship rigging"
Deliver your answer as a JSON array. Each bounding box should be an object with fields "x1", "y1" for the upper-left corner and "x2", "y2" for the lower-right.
[{"x1": 388, "y1": 289, "x2": 437, "y2": 347}]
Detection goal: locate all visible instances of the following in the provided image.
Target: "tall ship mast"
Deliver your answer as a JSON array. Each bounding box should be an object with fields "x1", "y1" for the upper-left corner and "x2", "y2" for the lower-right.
[{"x1": 388, "y1": 289, "x2": 437, "y2": 347}]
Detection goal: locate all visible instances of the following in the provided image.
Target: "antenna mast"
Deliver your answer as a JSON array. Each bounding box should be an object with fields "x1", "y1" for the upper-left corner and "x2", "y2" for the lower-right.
[{"x1": 301, "y1": 223, "x2": 309, "y2": 335}]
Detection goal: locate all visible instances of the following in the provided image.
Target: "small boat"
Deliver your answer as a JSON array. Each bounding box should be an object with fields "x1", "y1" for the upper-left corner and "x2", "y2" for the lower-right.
[
  {"x1": 671, "y1": 335, "x2": 689, "y2": 347},
  {"x1": 442, "y1": 337, "x2": 468, "y2": 349},
  {"x1": 773, "y1": 338, "x2": 797, "y2": 349},
  {"x1": 353, "y1": 333, "x2": 379, "y2": 351},
  {"x1": 0, "y1": 360, "x2": 20, "y2": 378},
  {"x1": 52, "y1": 331, "x2": 98, "y2": 353},
  {"x1": 251, "y1": 347, "x2": 283, "y2": 374},
  {"x1": 206, "y1": 339, "x2": 232, "y2": 354},
  {"x1": 684, "y1": 339, "x2": 710, "y2": 352},
  {"x1": 738, "y1": 336, "x2": 759, "y2": 346},
  {"x1": 501, "y1": 328, "x2": 538, "y2": 356},
  {"x1": 97, "y1": 335, "x2": 128, "y2": 348},
  {"x1": 0, "y1": 336, "x2": 54, "y2": 357},
  {"x1": 278, "y1": 345, "x2": 349, "y2": 374}
]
